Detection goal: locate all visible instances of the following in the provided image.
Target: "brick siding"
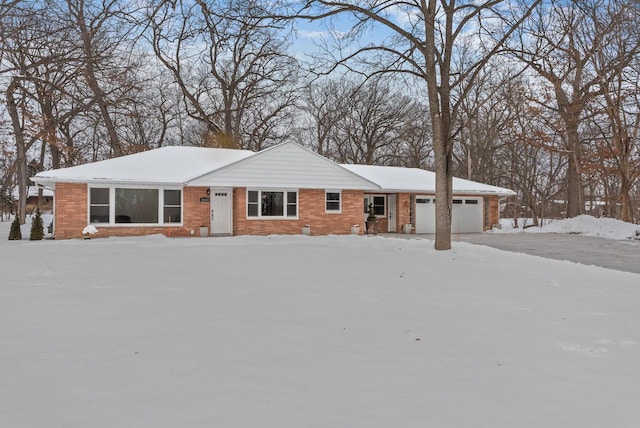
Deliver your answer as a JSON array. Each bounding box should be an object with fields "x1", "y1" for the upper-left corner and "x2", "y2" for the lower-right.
[
  {"x1": 53, "y1": 184, "x2": 210, "y2": 239},
  {"x1": 233, "y1": 188, "x2": 365, "y2": 236},
  {"x1": 54, "y1": 183, "x2": 88, "y2": 239},
  {"x1": 52, "y1": 184, "x2": 502, "y2": 239},
  {"x1": 486, "y1": 195, "x2": 499, "y2": 229}
]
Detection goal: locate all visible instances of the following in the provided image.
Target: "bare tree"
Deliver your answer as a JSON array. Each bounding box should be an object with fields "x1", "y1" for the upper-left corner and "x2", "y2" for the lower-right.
[
  {"x1": 1, "y1": 3, "x2": 83, "y2": 223},
  {"x1": 590, "y1": 17, "x2": 640, "y2": 222},
  {"x1": 148, "y1": 0, "x2": 299, "y2": 150},
  {"x1": 286, "y1": 0, "x2": 541, "y2": 250},
  {"x1": 453, "y1": 63, "x2": 516, "y2": 184},
  {"x1": 61, "y1": 0, "x2": 141, "y2": 157},
  {"x1": 298, "y1": 78, "x2": 349, "y2": 158},
  {"x1": 508, "y1": 0, "x2": 640, "y2": 218},
  {"x1": 299, "y1": 77, "x2": 431, "y2": 166}
]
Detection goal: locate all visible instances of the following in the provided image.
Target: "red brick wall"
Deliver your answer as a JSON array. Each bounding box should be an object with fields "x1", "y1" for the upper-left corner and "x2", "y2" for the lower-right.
[
  {"x1": 54, "y1": 183, "x2": 88, "y2": 239},
  {"x1": 487, "y1": 195, "x2": 499, "y2": 229},
  {"x1": 233, "y1": 188, "x2": 365, "y2": 235},
  {"x1": 52, "y1": 184, "x2": 503, "y2": 239},
  {"x1": 183, "y1": 187, "x2": 211, "y2": 233},
  {"x1": 53, "y1": 185, "x2": 210, "y2": 239},
  {"x1": 397, "y1": 193, "x2": 413, "y2": 233}
]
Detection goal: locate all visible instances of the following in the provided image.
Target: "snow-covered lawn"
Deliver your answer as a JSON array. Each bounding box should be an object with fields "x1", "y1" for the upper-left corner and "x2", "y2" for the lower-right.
[
  {"x1": 1, "y1": 221, "x2": 639, "y2": 427},
  {"x1": 496, "y1": 215, "x2": 640, "y2": 240}
]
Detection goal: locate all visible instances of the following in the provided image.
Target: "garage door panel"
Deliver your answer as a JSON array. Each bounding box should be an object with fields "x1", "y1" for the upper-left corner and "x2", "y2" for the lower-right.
[
  {"x1": 451, "y1": 198, "x2": 483, "y2": 233},
  {"x1": 415, "y1": 197, "x2": 483, "y2": 234},
  {"x1": 415, "y1": 197, "x2": 435, "y2": 234}
]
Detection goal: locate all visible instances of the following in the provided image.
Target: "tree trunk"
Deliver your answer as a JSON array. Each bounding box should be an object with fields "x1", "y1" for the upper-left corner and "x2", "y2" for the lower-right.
[
  {"x1": 74, "y1": 0, "x2": 123, "y2": 157},
  {"x1": 565, "y1": 121, "x2": 584, "y2": 218},
  {"x1": 433, "y1": 119, "x2": 453, "y2": 250},
  {"x1": 6, "y1": 78, "x2": 28, "y2": 224},
  {"x1": 619, "y1": 168, "x2": 633, "y2": 223}
]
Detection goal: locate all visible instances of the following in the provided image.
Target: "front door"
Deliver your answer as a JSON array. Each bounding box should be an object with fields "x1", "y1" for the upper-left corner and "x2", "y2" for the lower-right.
[
  {"x1": 210, "y1": 188, "x2": 232, "y2": 235},
  {"x1": 387, "y1": 194, "x2": 397, "y2": 232}
]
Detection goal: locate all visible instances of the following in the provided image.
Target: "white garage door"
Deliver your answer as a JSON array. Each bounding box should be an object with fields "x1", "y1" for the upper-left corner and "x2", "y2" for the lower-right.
[
  {"x1": 415, "y1": 196, "x2": 483, "y2": 233},
  {"x1": 451, "y1": 198, "x2": 483, "y2": 233},
  {"x1": 415, "y1": 197, "x2": 436, "y2": 233}
]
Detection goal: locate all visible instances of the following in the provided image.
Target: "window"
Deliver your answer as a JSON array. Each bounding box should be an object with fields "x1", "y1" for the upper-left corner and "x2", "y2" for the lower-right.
[
  {"x1": 262, "y1": 191, "x2": 283, "y2": 216},
  {"x1": 372, "y1": 196, "x2": 385, "y2": 215},
  {"x1": 88, "y1": 187, "x2": 181, "y2": 225},
  {"x1": 453, "y1": 199, "x2": 463, "y2": 204},
  {"x1": 465, "y1": 199, "x2": 479, "y2": 205},
  {"x1": 247, "y1": 191, "x2": 259, "y2": 217},
  {"x1": 287, "y1": 192, "x2": 297, "y2": 217},
  {"x1": 364, "y1": 195, "x2": 386, "y2": 216},
  {"x1": 164, "y1": 190, "x2": 181, "y2": 223},
  {"x1": 89, "y1": 188, "x2": 109, "y2": 223},
  {"x1": 247, "y1": 190, "x2": 297, "y2": 218},
  {"x1": 326, "y1": 191, "x2": 341, "y2": 212},
  {"x1": 116, "y1": 189, "x2": 158, "y2": 223}
]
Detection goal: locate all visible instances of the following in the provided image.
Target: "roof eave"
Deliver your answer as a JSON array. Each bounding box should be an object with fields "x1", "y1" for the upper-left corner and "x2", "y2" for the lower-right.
[
  {"x1": 367, "y1": 188, "x2": 515, "y2": 196},
  {"x1": 31, "y1": 177, "x2": 186, "y2": 187}
]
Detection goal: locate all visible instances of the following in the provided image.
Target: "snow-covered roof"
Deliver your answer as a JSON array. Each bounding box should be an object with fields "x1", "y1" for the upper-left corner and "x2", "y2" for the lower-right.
[
  {"x1": 341, "y1": 164, "x2": 516, "y2": 196},
  {"x1": 11, "y1": 186, "x2": 54, "y2": 199},
  {"x1": 31, "y1": 144, "x2": 515, "y2": 196},
  {"x1": 32, "y1": 146, "x2": 255, "y2": 187}
]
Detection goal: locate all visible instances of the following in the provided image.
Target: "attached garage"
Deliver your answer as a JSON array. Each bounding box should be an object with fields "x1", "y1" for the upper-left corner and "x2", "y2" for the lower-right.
[
  {"x1": 343, "y1": 165, "x2": 514, "y2": 235},
  {"x1": 415, "y1": 196, "x2": 484, "y2": 233}
]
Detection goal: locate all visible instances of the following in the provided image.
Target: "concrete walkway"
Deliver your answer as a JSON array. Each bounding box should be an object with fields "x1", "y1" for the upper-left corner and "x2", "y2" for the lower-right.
[{"x1": 410, "y1": 233, "x2": 640, "y2": 275}]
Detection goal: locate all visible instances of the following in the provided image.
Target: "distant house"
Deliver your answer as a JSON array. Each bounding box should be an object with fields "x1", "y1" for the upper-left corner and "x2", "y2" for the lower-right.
[
  {"x1": 11, "y1": 186, "x2": 54, "y2": 214},
  {"x1": 31, "y1": 142, "x2": 515, "y2": 239}
]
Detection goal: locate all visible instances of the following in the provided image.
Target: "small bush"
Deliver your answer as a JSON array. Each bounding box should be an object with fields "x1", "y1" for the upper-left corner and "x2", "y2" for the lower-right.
[
  {"x1": 8, "y1": 216, "x2": 21, "y2": 240},
  {"x1": 29, "y1": 208, "x2": 44, "y2": 241}
]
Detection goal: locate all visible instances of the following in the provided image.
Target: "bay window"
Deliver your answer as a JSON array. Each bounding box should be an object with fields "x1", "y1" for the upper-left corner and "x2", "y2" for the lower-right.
[{"x1": 89, "y1": 187, "x2": 182, "y2": 225}]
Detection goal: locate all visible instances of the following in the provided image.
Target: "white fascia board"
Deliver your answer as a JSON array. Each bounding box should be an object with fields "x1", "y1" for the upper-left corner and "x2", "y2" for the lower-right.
[
  {"x1": 31, "y1": 177, "x2": 185, "y2": 187},
  {"x1": 369, "y1": 188, "x2": 515, "y2": 196}
]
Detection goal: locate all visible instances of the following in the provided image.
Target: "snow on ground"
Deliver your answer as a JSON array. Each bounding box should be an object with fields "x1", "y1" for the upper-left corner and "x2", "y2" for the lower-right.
[
  {"x1": 1, "y1": 221, "x2": 639, "y2": 427},
  {"x1": 496, "y1": 215, "x2": 640, "y2": 240}
]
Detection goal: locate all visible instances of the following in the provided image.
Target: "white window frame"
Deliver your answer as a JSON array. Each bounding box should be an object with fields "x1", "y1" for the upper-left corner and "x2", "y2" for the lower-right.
[
  {"x1": 163, "y1": 189, "x2": 183, "y2": 224},
  {"x1": 87, "y1": 185, "x2": 183, "y2": 226},
  {"x1": 89, "y1": 187, "x2": 110, "y2": 224},
  {"x1": 325, "y1": 190, "x2": 342, "y2": 213},
  {"x1": 246, "y1": 189, "x2": 299, "y2": 220}
]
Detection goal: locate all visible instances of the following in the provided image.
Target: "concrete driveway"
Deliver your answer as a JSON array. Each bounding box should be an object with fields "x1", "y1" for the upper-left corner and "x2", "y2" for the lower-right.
[{"x1": 453, "y1": 233, "x2": 640, "y2": 275}]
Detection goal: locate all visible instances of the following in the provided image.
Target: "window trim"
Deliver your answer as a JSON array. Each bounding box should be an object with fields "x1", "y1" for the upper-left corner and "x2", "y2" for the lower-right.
[
  {"x1": 246, "y1": 189, "x2": 299, "y2": 220},
  {"x1": 87, "y1": 185, "x2": 183, "y2": 227},
  {"x1": 325, "y1": 190, "x2": 342, "y2": 213},
  {"x1": 163, "y1": 189, "x2": 182, "y2": 224},
  {"x1": 89, "y1": 187, "x2": 110, "y2": 224}
]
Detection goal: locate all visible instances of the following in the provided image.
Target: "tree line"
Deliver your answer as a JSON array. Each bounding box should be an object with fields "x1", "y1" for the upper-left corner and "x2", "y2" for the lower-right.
[{"x1": 1, "y1": 0, "x2": 639, "y2": 249}]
